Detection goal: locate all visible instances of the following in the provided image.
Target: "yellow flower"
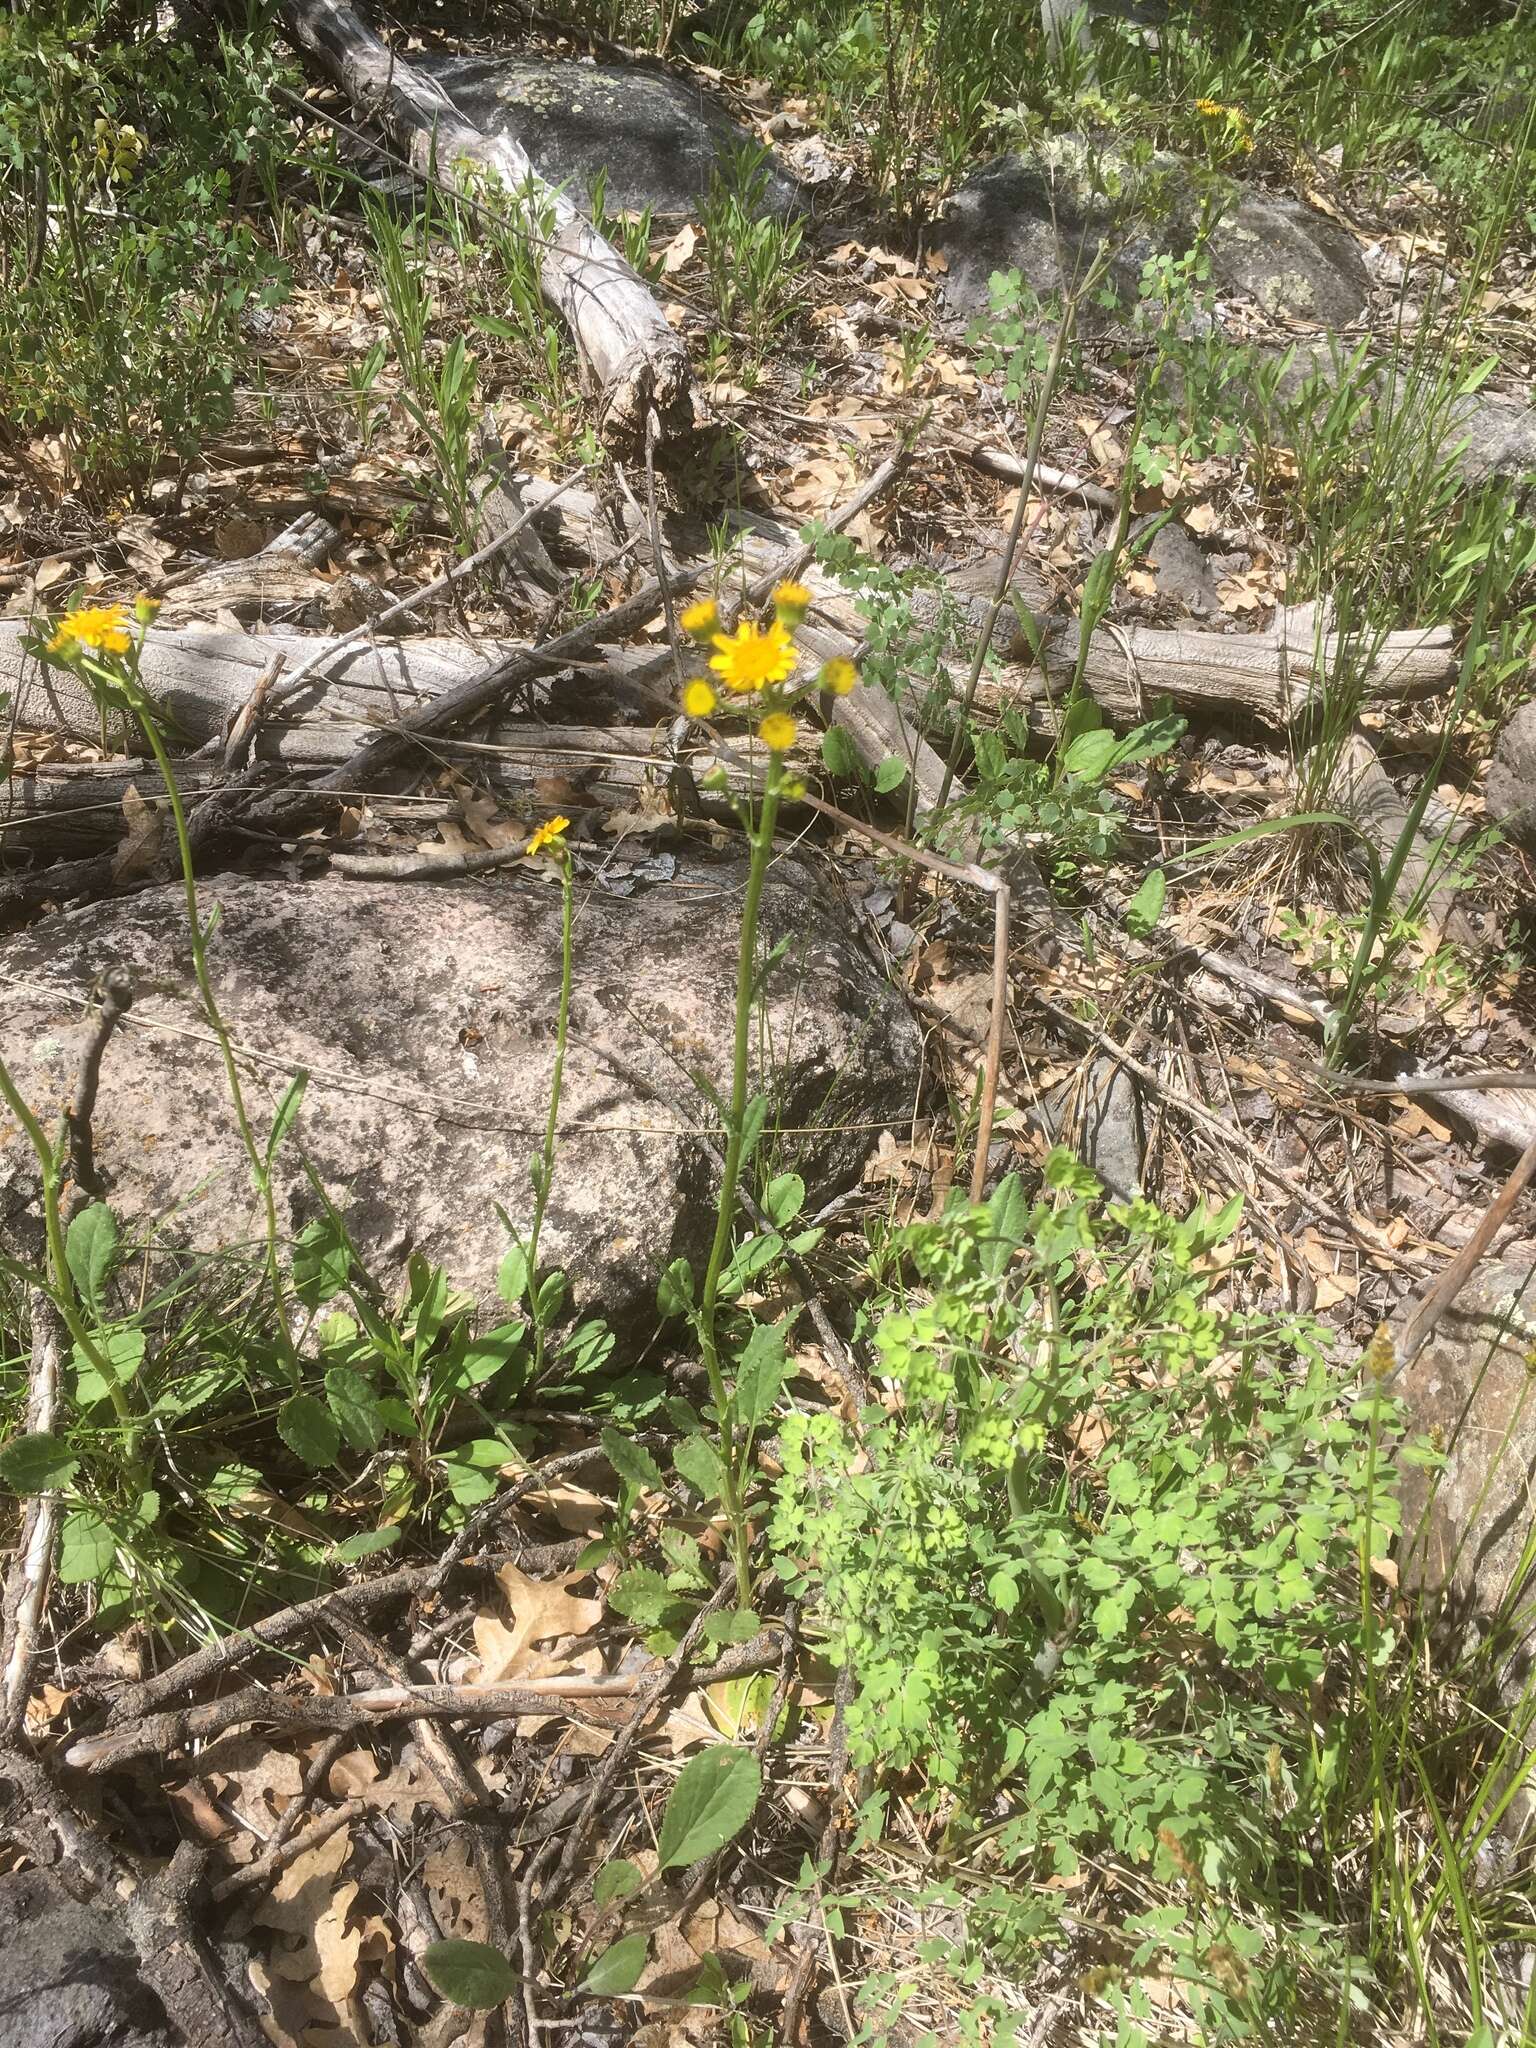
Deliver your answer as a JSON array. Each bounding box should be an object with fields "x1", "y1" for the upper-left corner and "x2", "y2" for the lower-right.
[
  {"x1": 682, "y1": 677, "x2": 717, "y2": 718},
  {"x1": 680, "y1": 598, "x2": 720, "y2": 641},
  {"x1": 758, "y1": 709, "x2": 798, "y2": 753},
  {"x1": 773, "y1": 580, "x2": 812, "y2": 627},
  {"x1": 526, "y1": 814, "x2": 571, "y2": 856},
  {"x1": 134, "y1": 593, "x2": 161, "y2": 626},
  {"x1": 1195, "y1": 97, "x2": 1226, "y2": 117},
  {"x1": 47, "y1": 604, "x2": 132, "y2": 658},
  {"x1": 709, "y1": 619, "x2": 797, "y2": 694},
  {"x1": 818, "y1": 656, "x2": 858, "y2": 696}
]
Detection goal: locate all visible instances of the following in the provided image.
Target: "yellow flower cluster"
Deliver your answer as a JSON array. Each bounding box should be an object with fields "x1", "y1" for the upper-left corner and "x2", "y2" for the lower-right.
[
  {"x1": 1195, "y1": 97, "x2": 1254, "y2": 151},
  {"x1": 676, "y1": 582, "x2": 859, "y2": 755},
  {"x1": 526, "y1": 814, "x2": 570, "y2": 857},
  {"x1": 48, "y1": 604, "x2": 132, "y2": 658}
]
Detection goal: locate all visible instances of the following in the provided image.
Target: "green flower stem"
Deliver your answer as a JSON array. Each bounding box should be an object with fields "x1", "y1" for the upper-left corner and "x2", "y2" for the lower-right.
[
  {"x1": 0, "y1": 1054, "x2": 134, "y2": 1443},
  {"x1": 698, "y1": 752, "x2": 785, "y2": 1604},
  {"x1": 525, "y1": 847, "x2": 574, "y2": 1371},
  {"x1": 90, "y1": 640, "x2": 298, "y2": 1384}
]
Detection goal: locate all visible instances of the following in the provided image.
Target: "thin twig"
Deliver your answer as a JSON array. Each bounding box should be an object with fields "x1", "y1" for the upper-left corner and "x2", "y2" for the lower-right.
[
  {"x1": 210, "y1": 1795, "x2": 367, "y2": 1902},
  {"x1": 107, "y1": 1537, "x2": 585, "y2": 1726},
  {"x1": 60, "y1": 964, "x2": 135, "y2": 1198},
  {"x1": 72, "y1": 1634, "x2": 782, "y2": 1774},
  {"x1": 1032, "y1": 991, "x2": 1418, "y2": 1261},
  {"x1": 1397, "y1": 1131, "x2": 1536, "y2": 1366}
]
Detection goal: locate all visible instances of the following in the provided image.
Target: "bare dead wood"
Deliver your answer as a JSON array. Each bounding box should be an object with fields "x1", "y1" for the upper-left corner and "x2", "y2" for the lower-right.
[
  {"x1": 159, "y1": 509, "x2": 344, "y2": 622},
  {"x1": 105, "y1": 1538, "x2": 586, "y2": 1728},
  {"x1": 985, "y1": 603, "x2": 1457, "y2": 730},
  {"x1": 1397, "y1": 1131, "x2": 1536, "y2": 1367},
  {"x1": 68, "y1": 1645, "x2": 783, "y2": 1774},
  {"x1": 279, "y1": 0, "x2": 692, "y2": 446},
  {"x1": 1328, "y1": 729, "x2": 1475, "y2": 940}
]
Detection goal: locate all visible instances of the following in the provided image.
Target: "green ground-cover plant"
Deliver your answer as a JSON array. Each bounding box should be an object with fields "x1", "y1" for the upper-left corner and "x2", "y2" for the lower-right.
[
  {"x1": 769, "y1": 1156, "x2": 1437, "y2": 2038},
  {"x1": 0, "y1": 8, "x2": 292, "y2": 500},
  {"x1": 701, "y1": 141, "x2": 807, "y2": 357}
]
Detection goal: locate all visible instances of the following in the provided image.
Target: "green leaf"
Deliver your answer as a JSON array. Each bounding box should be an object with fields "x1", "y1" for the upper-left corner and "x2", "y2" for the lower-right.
[
  {"x1": 657, "y1": 1256, "x2": 694, "y2": 1320},
  {"x1": 1062, "y1": 728, "x2": 1117, "y2": 783},
  {"x1": 266, "y1": 1069, "x2": 309, "y2": 1165},
  {"x1": 421, "y1": 1939, "x2": 519, "y2": 2009},
  {"x1": 1124, "y1": 867, "x2": 1166, "y2": 938},
  {"x1": 701, "y1": 1608, "x2": 761, "y2": 1648},
  {"x1": 735, "y1": 1321, "x2": 787, "y2": 1428},
  {"x1": 332, "y1": 1525, "x2": 402, "y2": 1562},
  {"x1": 58, "y1": 1508, "x2": 114, "y2": 1585},
  {"x1": 583, "y1": 1931, "x2": 648, "y2": 1995},
  {"x1": 601, "y1": 1427, "x2": 665, "y2": 1495},
  {"x1": 593, "y1": 1857, "x2": 644, "y2": 1909},
  {"x1": 873, "y1": 754, "x2": 908, "y2": 794},
  {"x1": 534, "y1": 1269, "x2": 567, "y2": 1324},
  {"x1": 673, "y1": 1434, "x2": 723, "y2": 1502},
  {"x1": 762, "y1": 1173, "x2": 805, "y2": 1227},
  {"x1": 66, "y1": 1204, "x2": 119, "y2": 1318},
  {"x1": 496, "y1": 1240, "x2": 529, "y2": 1307},
  {"x1": 292, "y1": 1217, "x2": 351, "y2": 1307},
  {"x1": 739, "y1": 1094, "x2": 769, "y2": 1164},
  {"x1": 686, "y1": 1952, "x2": 732, "y2": 2007},
  {"x1": 278, "y1": 1392, "x2": 341, "y2": 1468},
  {"x1": 607, "y1": 1566, "x2": 675, "y2": 1628},
  {"x1": 458, "y1": 1321, "x2": 528, "y2": 1391},
  {"x1": 657, "y1": 1747, "x2": 762, "y2": 1869},
  {"x1": 0, "y1": 1432, "x2": 78, "y2": 1494},
  {"x1": 72, "y1": 1326, "x2": 145, "y2": 1403},
  {"x1": 324, "y1": 1366, "x2": 384, "y2": 1452},
  {"x1": 820, "y1": 725, "x2": 864, "y2": 780}
]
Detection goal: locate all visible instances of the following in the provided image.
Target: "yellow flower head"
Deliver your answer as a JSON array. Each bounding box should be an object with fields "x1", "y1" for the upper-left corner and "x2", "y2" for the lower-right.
[
  {"x1": 680, "y1": 598, "x2": 720, "y2": 642},
  {"x1": 1195, "y1": 97, "x2": 1226, "y2": 117},
  {"x1": 758, "y1": 709, "x2": 798, "y2": 753},
  {"x1": 709, "y1": 619, "x2": 797, "y2": 694},
  {"x1": 773, "y1": 580, "x2": 812, "y2": 627},
  {"x1": 682, "y1": 677, "x2": 717, "y2": 719},
  {"x1": 134, "y1": 593, "x2": 161, "y2": 626},
  {"x1": 526, "y1": 814, "x2": 571, "y2": 856},
  {"x1": 818, "y1": 656, "x2": 858, "y2": 696},
  {"x1": 47, "y1": 603, "x2": 132, "y2": 659}
]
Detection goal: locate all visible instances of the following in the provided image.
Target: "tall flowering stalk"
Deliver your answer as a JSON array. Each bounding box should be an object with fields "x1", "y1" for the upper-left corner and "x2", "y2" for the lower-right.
[
  {"x1": 35, "y1": 599, "x2": 299, "y2": 1380},
  {"x1": 521, "y1": 814, "x2": 574, "y2": 1375},
  {"x1": 678, "y1": 583, "x2": 856, "y2": 1598}
]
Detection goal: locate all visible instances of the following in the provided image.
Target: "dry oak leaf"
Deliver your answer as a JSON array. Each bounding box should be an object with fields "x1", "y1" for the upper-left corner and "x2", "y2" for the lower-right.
[{"x1": 472, "y1": 1561, "x2": 603, "y2": 1683}]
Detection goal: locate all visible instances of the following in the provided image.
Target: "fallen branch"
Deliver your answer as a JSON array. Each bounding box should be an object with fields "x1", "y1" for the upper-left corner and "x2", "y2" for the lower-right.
[
  {"x1": 69, "y1": 1641, "x2": 782, "y2": 1774},
  {"x1": 279, "y1": 0, "x2": 692, "y2": 446}
]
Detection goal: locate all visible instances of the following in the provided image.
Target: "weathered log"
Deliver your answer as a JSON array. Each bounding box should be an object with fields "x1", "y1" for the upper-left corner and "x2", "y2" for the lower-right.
[
  {"x1": 2, "y1": 725, "x2": 796, "y2": 855},
  {"x1": 278, "y1": 0, "x2": 693, "y2": 447},
  {"x1": 1328, "y1": 730, "x2": 1476, "y2": 942},
  {"x1": 158, "y1": 510, "x2": 342, "y2": 621},
  {"x1": 511, "y1": 476, "x2": 1458, "y2": 730}
]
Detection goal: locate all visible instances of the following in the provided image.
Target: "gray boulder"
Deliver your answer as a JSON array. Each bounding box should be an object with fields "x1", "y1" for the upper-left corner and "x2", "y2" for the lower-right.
[
  {"x1": 415, "y1": 54, "x2": 805, "y2": 220},
  {"x1": 0, "y1": 858, "x2": 918, "y2": 1324},
  {"x1": 1398, "y1": 1262, "x2": 1536, "y2": 1824},
  {"x1": 937, "y1": 137, "x2": 1369, "y2": 328},
  {"x1": 0, "y1": 1867, "x2": 176, "y2": 2048},
  {"x1": 1487, "y1": 700, "x2": 1536, "y2": 851}
]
